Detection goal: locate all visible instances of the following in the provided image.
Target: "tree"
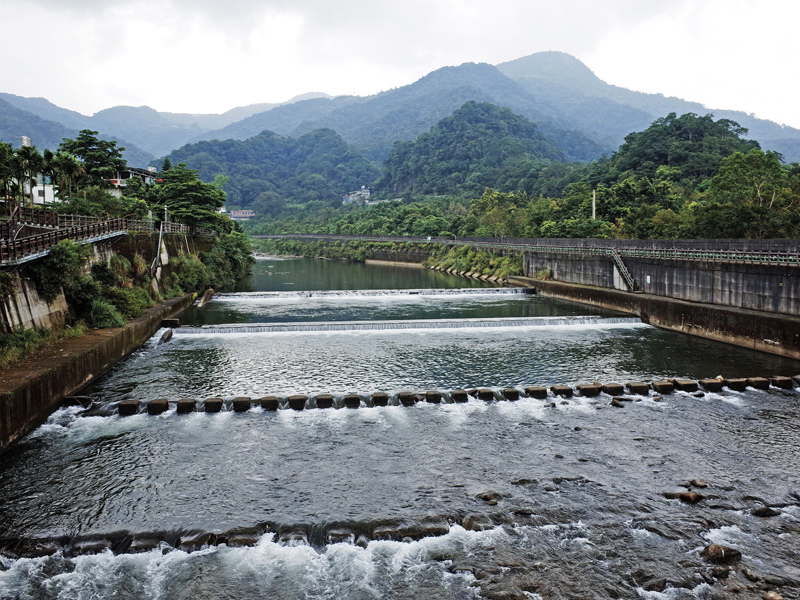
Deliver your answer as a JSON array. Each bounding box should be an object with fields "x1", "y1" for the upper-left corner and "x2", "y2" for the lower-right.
[
  {"x1": 151, "y1": 163, "x2": 229, "y2": 232},
  {"x1": 13, "y1": 145, "x2": 44, "y2": 208},
  {"x1": 58, "y1": 130, "x2": 126, "y2": 186}
]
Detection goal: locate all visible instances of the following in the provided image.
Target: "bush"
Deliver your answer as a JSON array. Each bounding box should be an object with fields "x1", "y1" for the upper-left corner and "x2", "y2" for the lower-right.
[
  {"x1": 168, "y1": 255, "x2": 210, "y2": 293},
  {"x1": 103, "y1": 286, "x2": 152, "y2": 319},
  {"x1": 91, "y1": 263, "x2": 120, "y2": 287},
  {"x1": 29, "y1": 240, "x2": 90, "y2": 303},
  {"x1": 87, "y1": 299, "x2": 125, "y2": 328}
]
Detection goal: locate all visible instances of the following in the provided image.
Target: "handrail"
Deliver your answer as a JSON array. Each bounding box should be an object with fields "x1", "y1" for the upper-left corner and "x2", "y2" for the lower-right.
[
  {"x1": 256, "y1": 234, "x2": 800, "y2": 267},
  {"x1": 0, "y1": 218, "x2": 216, "y2": 265}
]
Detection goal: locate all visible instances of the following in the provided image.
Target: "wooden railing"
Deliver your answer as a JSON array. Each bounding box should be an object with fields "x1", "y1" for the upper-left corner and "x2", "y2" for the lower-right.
[{"x1": 0, "y1": 217, "x2": 216, "y2": 265}]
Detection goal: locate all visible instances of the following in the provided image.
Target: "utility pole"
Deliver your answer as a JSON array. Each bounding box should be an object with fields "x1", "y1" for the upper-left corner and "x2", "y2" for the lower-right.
[{"x1": 592, "y1": 189, "x2": 596, "y2": 220}]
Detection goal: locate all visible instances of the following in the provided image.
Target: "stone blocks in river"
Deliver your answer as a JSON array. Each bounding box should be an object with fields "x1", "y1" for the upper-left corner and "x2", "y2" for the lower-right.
[
  {"x1": 670, "y1": 379, "x2": 699, "y2": 392},
  {"x1": 651, "y1": 381, "x2": 674, "y2": 394},
  {"x1": 371, "y1": 392, "x2": 389, "y2": 406},
  {"x1": 724, "y1": 378, "x2": 747, "y2": 391},
  {"x1": 699, "y1": 379, "x2": 723, "y2": 392},
  {"x1": 626, "y1": 382, "x2": 650, "y2": 395},
  {"x1": 601, "y1": 382, "x2": 624, "y2": 396},
  {"x1": 577, "y1": 384, "x2": 601, "y2": 397},
  {"x1": 524, "y1": 386, "x2": 548, "y2": 399},
  {"x1": 204, "y1": 398, "x2": 223, "y2": 413},
  {"x1": 232, "y1": 397, "x2": 252, "y2": 412},
  {"x1": 502, "y1": 388, "x2": 519, "y2": 401},
  {"x1": 746, "y1": 377, "x2": 770, "y2": 390},
  {"x1": 450, "y1": 389, "x2": 468, "y2": 402},
  {"x1": 176, "y1": 398, "x2": 197, "y2": 413},
  {"x1": 551, "y1": 385, "x2": 573, "y2": 398},
  {"x1": 260, "y1": 396, "x2": 280, "y2": 411},
  {"x1": 118, "y1": 400, "x2": 140, "y2": 416},
  {"x1": 147, "y1": 399, "x2": 169, "y2": 415},
  {"x1": 315, "y1": 394, "x2": 334, "y2": 409},
  {"x1": 343, "y1": 394, "x2": 361, "y2": 408},
  {"x1": 287, "y1": 395, "x2": 307, "y2": 410}
]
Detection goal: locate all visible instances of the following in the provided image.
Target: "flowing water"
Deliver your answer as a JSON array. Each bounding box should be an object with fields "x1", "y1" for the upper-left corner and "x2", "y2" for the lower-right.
[{"x1": 1, "y1": 257, "x2": 799, "y2": 600}]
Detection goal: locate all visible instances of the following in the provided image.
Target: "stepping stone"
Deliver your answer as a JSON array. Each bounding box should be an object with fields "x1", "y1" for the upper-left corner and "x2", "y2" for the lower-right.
[
  {"x1": 699, "y1": 379, "x2": 723, "y2": 392},
  {"x1": 502, "y1": 388, "x2": 519, "y2": 401},
  {"x1": 147, "y1": 398, "x2": 169, "y2": 415},
  {"x1": 551, "y1": 385, "x2": 573, "y2": 398},
  {"x1": 577, "y1": 384, "x2": 601, "y2": 397},
  {"x1": 451, "y1": 389, "x2": 468, "y2": 403},
  {"x1": 524, "y1": 386, "x2": 548, "y2": 399},
  {"x1": 626, "y1": 382, "x2": 650, "y2": 395},
  {"x1": 315, "y1": 394, "x2": 334, "y2": 409},
  {"x1": 746, "y1": 377, "x2": 770, "y2": 390},
  {"x1": 204, "y1": 398, "x2": 223, "y2": 413},
  {"x1": 651, "y1": 381, "x2": 674, "y2": 394},
  {"x1": 232, "y1": 397, "x2": 252, "y2": 412},
  {"x1": 260, "y1": 396, "x2": 280, "y2": 411},
  {"x1": 601, "y1": 383, "x2": 624, "y2": 396},
  {"x1": 176, "y1": 398, "x2": 197, "y2": 413},
  {"x1": 671, "y1": 379, "x2": 699, "y2": 392},
  {"x1": 287, "y1": 395, "x2": 307, "y2": 410},
  {"x1": 371, "y1": 392, "x2": 389, "y2": 406},
  {"x1": 724, "y1": 378, "x2": 747, "y2": 391},
  {"x1": 118, "y1": 400, "x2": 140, "y2": 416}
]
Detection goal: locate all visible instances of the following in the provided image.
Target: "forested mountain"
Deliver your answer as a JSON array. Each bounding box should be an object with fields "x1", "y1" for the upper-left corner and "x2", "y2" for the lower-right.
[
  {"x1": 200, "y1": 62, "x2": 606, "y2": 163},
  {"x1": 3, "y1": 51, "x2": 800, "y2": 165},
  {"x1": 165, "y1": 128, "x2": 380, "y2": 215},
  {"x1": 0, "y1": 92, "x2": 331, "y2": 158},
  {"x1": 497, "y1": 52, "x2": 800, "y2": 160},
  {"x1": 376, "y1": 101, "x2": 566, "y2": 196},
  {"x1": 0, "y1": 98, "x2": 154, "y2": 166}
]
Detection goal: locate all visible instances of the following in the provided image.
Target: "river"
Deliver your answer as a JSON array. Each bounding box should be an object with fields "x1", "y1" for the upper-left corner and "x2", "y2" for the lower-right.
[{"x1": 1, "y1": 257, "x2": 799, "y2": 600}]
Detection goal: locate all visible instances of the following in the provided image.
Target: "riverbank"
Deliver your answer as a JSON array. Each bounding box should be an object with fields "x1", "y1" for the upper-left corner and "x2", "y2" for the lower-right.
[
  {"x1": 0, "y1": 293, "x2": 195, "y2": 453},
  {"x1": 509, "y1": 276, "x2": 800, "y2": 361}
]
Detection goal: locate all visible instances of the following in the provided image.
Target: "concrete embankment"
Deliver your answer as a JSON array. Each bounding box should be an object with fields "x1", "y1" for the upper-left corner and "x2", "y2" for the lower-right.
[
  {"x1": 510, "y1": 277, "x2": 800, "y2": 361},
  {"x1": 0, "y1": 294, "x2": 194, "y2": 453}
]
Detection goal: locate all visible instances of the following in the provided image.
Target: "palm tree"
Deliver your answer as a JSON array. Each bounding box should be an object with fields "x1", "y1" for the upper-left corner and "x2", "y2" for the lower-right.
[
  {"x1": 49, "y1": 151, "x2": 85, "y2": 199},
  {"x1": 13, "y1": 145, "x2": 45, "y2": 209},
  {"x1": 0, "y1": 142, "x2": 13, "y2": 212}
]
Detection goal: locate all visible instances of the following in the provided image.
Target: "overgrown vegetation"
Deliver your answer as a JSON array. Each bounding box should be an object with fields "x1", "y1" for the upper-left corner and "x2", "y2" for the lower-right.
[
  {"x1": 424, "y1": 245, "x2": 523, "y2": 279},
  {"x1": 0, "y1": 324, "x2": 86, "y2": 371}
]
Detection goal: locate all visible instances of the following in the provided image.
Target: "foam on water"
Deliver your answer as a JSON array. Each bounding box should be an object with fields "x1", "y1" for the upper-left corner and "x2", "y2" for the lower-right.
[
  {"x1": 0, "y1": 526, "x2": 502, "y2": 600},
  {"x1": 173, "y1": 315, "x2": 644, "y2": 335},
  {"x1": 215, "y1": 287, "x2": 526, "y2": 300}
]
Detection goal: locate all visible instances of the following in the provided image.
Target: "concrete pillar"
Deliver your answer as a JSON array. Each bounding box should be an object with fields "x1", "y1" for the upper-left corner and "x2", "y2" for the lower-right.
[
  {"x1": 746, "y1": 377, "x2": 770, "y2": 390},
  {"x1": 451, "y1": 389, "x2": 468, "y2": 403},
  {"x1": 601, "y1": 383, "x2": 624, "y2": 396},
  {"x1": 260, "y1": 396, "x2": 280, "y2": 411},
  {"x1": 147, "y1": 399, "x2": 169, "y2": 414},
  {"x1": 371, "y1": 392, "x2": 389, "y2": 406},
  {"x1": 204, "y1": 398, "x2": 223, "y2": 413},
  {"x1": 699, "y1": 379, "x2": 723, "y2": 392},
  {"x1": 652, "y1": 381, "x2": 675, "y2": 394},
  {"x1": 724, "y1": 378, "x2": 747, "y2": 391},
  {"x1": 425, "y1": 391, "x2": 442, "y2": 404},
  {"x1": 577, "y1": 384, "x2": 601, "y2": 397},
  {"x1": 551, "y1": 385, "x2": 573, "y2": 398},
  {"x1": 670, "y1": 379, "x2": 699, "y2": 392},
  {"x1": 477, "y1": 388, "x2": 494, "y2": 401},
  {"x1": 502, "y1": 388, "x2": 519, "y2": 401},
  {"x1": 176, "y1": 398, "x2": 197, "y2": 413},
  {"x1": 524, "y1": 386, "x2": 547, "y2": 399},
  {"x1": 233, "y1": 397, "x2": 252, "y2": 412},
  {"x1": 398, "y1": 392, "x2": 416, "y2": 406},
  {"x1": 343, "y1": 394, "x2": 361, "y2": 408},
  {"x1": 626, "y1": 382, "x2": 651, "y2": 395},
  {"x1": 315, "y1": 394, "x2": 334, "y2": 409},
  {"x1": 118, "y1": 400, "x2": 140, "y2": 416},
  {"x1": 288, "y1": 395, "x2": 307, "y2": 410}
]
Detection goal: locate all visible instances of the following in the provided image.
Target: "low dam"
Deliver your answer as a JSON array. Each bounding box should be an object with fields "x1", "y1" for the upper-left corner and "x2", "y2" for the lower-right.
[
  {"x1": 1, "y1": 257, "x2": 799, "y2": 600},
  {"x1": 256, "y1": 234, "x2": 800, "y2": 359}
]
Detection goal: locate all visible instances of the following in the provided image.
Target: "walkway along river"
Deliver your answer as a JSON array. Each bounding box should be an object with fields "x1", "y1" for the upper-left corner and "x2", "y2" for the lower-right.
[{"x1": 1, "y1": 257, "x2": 799, "y2": 600}]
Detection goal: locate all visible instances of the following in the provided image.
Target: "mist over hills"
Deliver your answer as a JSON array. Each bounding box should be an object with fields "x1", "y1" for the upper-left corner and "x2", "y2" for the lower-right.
[{"x1": 2, "y1": 51, "x2": 799, "y2": 166}]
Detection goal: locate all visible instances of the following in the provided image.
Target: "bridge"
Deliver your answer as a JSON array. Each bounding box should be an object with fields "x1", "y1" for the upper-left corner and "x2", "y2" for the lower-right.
[{"x1": 0, "y1": 207, "x2": 212, "y2": 267}]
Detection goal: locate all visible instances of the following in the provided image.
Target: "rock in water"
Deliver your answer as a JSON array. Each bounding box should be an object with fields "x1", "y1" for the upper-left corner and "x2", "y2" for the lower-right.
[{"x1": 700, "y1": 544, "x2": 741, "y2": 563}]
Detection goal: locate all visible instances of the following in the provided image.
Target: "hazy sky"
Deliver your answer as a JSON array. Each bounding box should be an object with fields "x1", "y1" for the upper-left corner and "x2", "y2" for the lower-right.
[{"x1": 2, "y1": 0, "x2": 798, "y2": 128}]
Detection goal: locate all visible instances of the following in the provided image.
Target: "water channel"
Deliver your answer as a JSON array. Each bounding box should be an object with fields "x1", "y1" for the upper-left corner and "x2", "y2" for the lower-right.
[{"x1": 1, "y1": 257, "x2": 799, "y2": 599}]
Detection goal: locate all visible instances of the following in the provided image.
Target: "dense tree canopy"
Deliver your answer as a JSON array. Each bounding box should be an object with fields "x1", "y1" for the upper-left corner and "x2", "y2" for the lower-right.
[
  {"x1": 58, "y1": 130, "x2": 126, "y2": 186},
  {"x1": 375, "y1": 101, "x2": 566, "y2": 196}
]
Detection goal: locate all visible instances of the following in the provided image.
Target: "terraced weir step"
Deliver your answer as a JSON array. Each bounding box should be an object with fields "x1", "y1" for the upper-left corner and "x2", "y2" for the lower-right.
[
  {"x1": 214, "y1": 287, "x2": 531, "y2": 299},
  {"x1": 172, "y1": 315, "x2": 643, "y2": 334}
]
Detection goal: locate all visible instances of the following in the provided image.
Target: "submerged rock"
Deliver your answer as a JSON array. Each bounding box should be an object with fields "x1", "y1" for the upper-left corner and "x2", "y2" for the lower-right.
[{"x1": 752, "y1": 506, "x2": 781, "y2": 517}]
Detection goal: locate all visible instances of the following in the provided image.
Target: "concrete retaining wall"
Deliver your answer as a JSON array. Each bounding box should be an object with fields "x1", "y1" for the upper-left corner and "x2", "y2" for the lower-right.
[
  {"x1": 522, "y1": 251, "x2": 799, "y2": 316},
  {"x1": 0, "y1": 294, "x2": 194, "y2": 453},
  {"x1": 511, "y1": 277, "x2": 800, "y2": 361}
]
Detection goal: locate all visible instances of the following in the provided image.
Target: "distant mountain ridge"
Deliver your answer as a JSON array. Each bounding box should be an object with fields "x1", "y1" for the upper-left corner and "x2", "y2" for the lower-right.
[{"x1": 2, "y1": 52, "x2": 799, "y2": 164}]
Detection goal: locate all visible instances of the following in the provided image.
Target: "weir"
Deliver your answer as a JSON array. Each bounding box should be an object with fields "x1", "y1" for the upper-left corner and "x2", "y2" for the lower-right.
[
  {"x1": 214, "y1": 287, "x2": 530, "y2": 299},
  {"x1": 171, "y1": 315, "x2": 643, "y2": 334}
]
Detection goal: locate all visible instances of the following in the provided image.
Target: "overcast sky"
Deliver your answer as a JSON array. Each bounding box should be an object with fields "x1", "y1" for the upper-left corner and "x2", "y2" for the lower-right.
[{"x1": 2, "y1": 0, "x2": 798, "y2": 128}]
